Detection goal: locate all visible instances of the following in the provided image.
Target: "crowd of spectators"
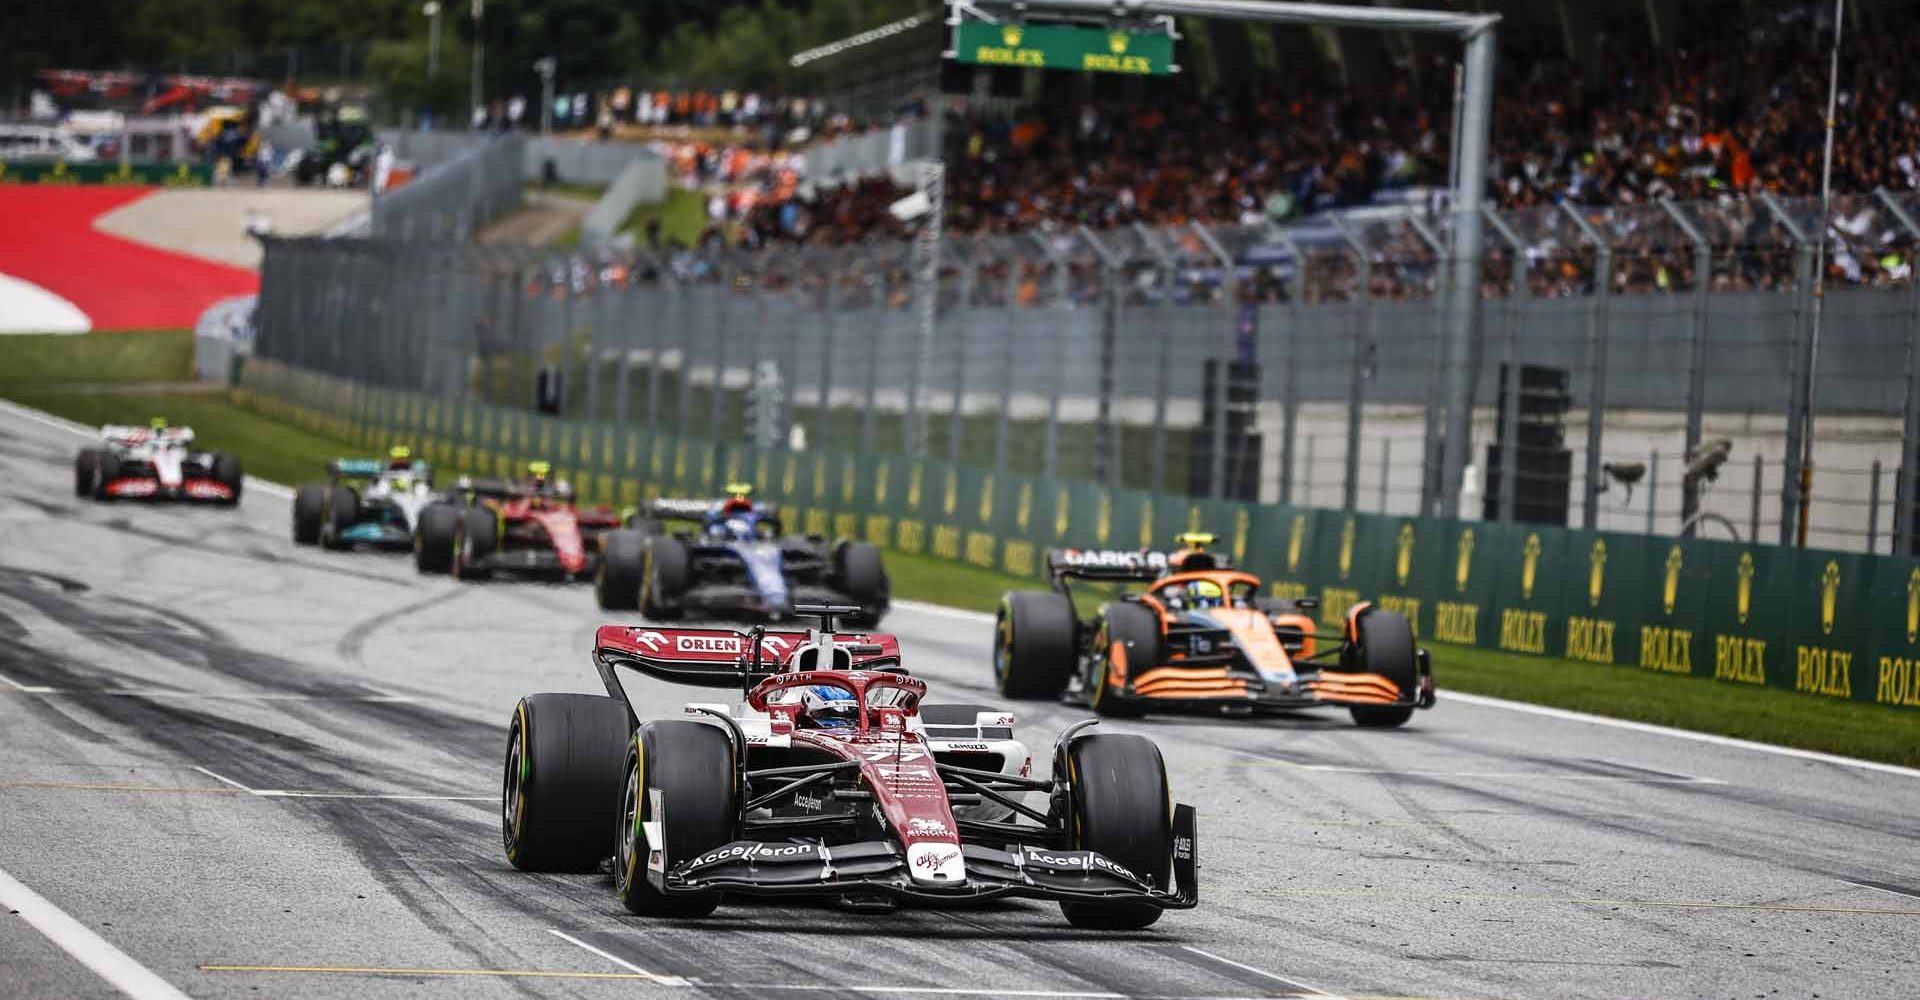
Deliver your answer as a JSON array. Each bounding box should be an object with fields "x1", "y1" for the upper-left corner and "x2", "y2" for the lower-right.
[{"x1": 663, "y1": 3, "x2": 1920, "y2": 297}]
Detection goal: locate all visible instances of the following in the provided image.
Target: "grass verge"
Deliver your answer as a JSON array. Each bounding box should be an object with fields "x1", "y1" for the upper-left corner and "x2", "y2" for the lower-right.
[
  {"x1": 0, "y1": 330, "x2": 193, "y2": 387},
  {"x1": 4, "y1": 385, "x2": 1913, "y2": 768},
  {"x1": 620, "y1": 188, "x2": 707, "y2": 247}
]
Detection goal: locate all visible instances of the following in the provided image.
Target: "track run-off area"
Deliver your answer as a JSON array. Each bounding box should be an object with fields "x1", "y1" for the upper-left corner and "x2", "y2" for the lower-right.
[{"x1": 1, "y1": 399, "x2": 1916, "y2": 1000}]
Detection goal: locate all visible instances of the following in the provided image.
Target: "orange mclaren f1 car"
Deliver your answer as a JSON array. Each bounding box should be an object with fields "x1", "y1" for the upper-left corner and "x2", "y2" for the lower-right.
[{"x1": 993, "y1": 534, "x2": 1435, "y2": 726}]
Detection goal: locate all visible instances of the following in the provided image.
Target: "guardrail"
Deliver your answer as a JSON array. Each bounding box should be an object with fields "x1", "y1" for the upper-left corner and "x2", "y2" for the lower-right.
[
  {"x1": 233, "y1": 356, "x2": 1920, "y2": 713},
  {"x1": 370, "y1": 133, "x2": 524, "y2": 240}
]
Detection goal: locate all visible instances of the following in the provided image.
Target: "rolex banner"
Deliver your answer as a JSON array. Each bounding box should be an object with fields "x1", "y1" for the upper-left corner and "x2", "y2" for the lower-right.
[{"x1": 232, "y1": 357, "x2": 1920, "y2": 711}]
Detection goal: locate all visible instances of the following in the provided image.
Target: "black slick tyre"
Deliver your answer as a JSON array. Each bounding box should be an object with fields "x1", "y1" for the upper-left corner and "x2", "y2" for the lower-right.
[
  {"x1": 596, "y1": 529, "x2": 647, "y2": 611},
  {"x1": 414, "y1": 503, "x2": 458, "y2": 573},
  {"x1": 74, "y1": 449, "x2": 103, "y2": 497},
  {"x1": 833, "y1": 541, "x2": 890, "y2": 625},
  {"x1": 1347, "y1": 608, "x2": 1418, "y2": 728},
  {"x1": 1091, "y1": 603, "x2": 1159, "y2": 719},
  {"x1": 210, "y1": 452, "x2": 243, "y2": 505},
  {"x1": 292, "y1": 484, "x2": 326, "y2": 544},
  {"x1": 993, "y1": 591, "x2": 1077, "y2": 699},
  {"x1": 1059, "y1": 734, "x2": 1171, "y2": 929},
  {"x1": 454, "y1": 507, "x2": 496, "y2": 579},
  {"x1": 322, "y1": 485, "x2": 359, "y2": 548},
  {"x1": 501, "y1": 693, "x2": 632, "y2": 872},
  {"x1": 640, "y1": 536, "x2": 689, "y2": 619},
  {"x1": 614, "y1": 720, "x2": 738, "y2": 917}
]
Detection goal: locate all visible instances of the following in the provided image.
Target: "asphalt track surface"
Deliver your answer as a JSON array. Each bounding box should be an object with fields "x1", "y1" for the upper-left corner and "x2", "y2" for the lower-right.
[{"x1": 1, "y1": 401, "x2": 1917, "y2": 1000}]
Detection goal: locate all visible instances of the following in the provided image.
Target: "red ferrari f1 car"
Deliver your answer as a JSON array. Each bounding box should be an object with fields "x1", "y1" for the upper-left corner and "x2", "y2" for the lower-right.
[
  {"x1": 415, "y1": 462, "x2": 620, "y2": 580},
  {"x1": 501, "y1": 606, "x2": 1197, "y2": 929}
]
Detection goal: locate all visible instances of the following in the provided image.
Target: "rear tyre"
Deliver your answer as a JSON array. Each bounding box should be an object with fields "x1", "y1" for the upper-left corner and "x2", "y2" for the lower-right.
[
  {"x1": 210, "y1": 452, "x2": 243, "y2": 505},
  {"x1": 292, "y1": 484, "x2": 326, "y2": 544},
  {"x1": 1347, "y1": 608, "x2": 1418, "y2": 729},
  {"x1": 993, "y1": 591, "x2": 1077, "y2": 699},
  {"x1": 833, "y1": 541, "x2": 890, "y2": 625},
  {"x1": 321, "y1": 486, "x2": 359, "y2": 549},
  {"x1": 501, "y1": 693, "x2": 632, "y2": 872},
  {"x1": 1091, "y1": 603, "x2": 1159, "y2": 719},
  {"x1": 414, "y1": 503, "x2": 459, "y2": 573},
  {"x1": 640, "y1": 536, "x2": 689, "y2": 619},
  {"x1": 454, "y1": 508, "x2": 497, "y2": 579},
  {"x1": 1059, "y1": 734, "x2": 1171, "y2": 930},
  {"x1": 74, "y1": 449, "x2": 104, "y2": 497},
  {"x1": 596, "y1": 529, "x2": 647, "y2": 611},
  {"x1": 614, "y1": 720, "x2": 738, "y2": 917}
]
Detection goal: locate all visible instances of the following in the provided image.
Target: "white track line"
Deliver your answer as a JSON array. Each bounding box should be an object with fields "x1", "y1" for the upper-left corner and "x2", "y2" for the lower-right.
[
  {"x1": 0, "y1": 863, "x2": 192, "y2": 1000},
  {"x1": 547, "y1": 929, "x2": 684, "y2": 985},
  {"x1": 0, "y1": 671, "x2": 58, "y2": 694},
  {"x1": 1441, "y1": 691, "x2": 1920, "y2": 779},
  {"x1": 2, "y1": 688, "x2": 410, "y2": 702},
  {"x1": 1841, "y1": 880, "x2": 1920, "y2": 901},
  {"x1": 191, "y1": 765, "x2": 258, "y2": 793},
  {"x1": 1179, "y1": 946, "x2": 1344, "y2": 999},
  {"x1": 190, "y1": 765, "x2": 486, "y2": 801}
]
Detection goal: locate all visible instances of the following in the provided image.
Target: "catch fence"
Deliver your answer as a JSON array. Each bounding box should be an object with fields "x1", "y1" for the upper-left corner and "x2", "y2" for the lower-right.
[{"x1": 256, "y1": 190, "x2": 1920, "y2": 555}]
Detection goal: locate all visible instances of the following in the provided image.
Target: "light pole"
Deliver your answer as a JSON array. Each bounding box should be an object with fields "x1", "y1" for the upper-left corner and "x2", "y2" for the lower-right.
[
  {"x1": 469, "y1": 0, "x2": 485, "y2": 128},
  {"x1": 534, "y1": 56, "x2": 557, "y2": 136},
  {"x1": 422, "y1": 2, "x2": 441, "y2": 78}
]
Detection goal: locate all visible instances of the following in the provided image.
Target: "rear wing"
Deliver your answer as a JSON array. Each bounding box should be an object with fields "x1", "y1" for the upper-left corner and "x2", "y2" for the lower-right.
[
  {"x1": 330, "y1": 458, "x2": 431, "y2": 480},
  {"x1": 647, "y1": 498, "x2": 782, "y2": 522},
  {"x1": 593, "y1": 625, "x2": 903, "y2": 690},
  {"x1": 101, "y1": 425, "x2": 194, "y2": 447},
  {"x1": 1046, "y1": 549, "x2": 1171, "y2": 584}
]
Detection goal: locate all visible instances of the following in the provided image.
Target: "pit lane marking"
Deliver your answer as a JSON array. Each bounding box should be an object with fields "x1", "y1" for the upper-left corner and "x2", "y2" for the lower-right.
[
  {"x1": 1243, "y1": 886, "x2": 1920, "y2": 916},
  {"x1": 0, "y1": 863, "x2": 193, "y2": 1000},
  {"x1": 190, "y1": 765, "x2": 490, "y2": 801}
]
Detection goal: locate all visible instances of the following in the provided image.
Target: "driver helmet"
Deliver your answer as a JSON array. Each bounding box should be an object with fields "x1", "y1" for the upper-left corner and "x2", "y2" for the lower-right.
[
  {"x1": 1184, "y1": 579, "x2": 1226, "y2": 610},
  {"x1": 388, "y1": 444, "x2": 414, "y2": 471},
  {"x1": 527, "y1": 460, "x2": 553, "y2": 491},
  {"x1": 795, "y1": 684, "x2": 859, "y2": 729},
  {"x1": 721, "y1": 482, "x2": 754, "y2": 516},
  {"x1": 149, "y1": 416, "x2": 169, "y2": 431}
]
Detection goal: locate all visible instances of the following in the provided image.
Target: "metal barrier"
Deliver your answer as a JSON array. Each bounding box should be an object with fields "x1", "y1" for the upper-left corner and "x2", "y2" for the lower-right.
[
  {"x1": 369, "y1": 133, "x2": 524, "y2": 240},
  {"x1": 255, "y1": 190, "x2": 1920, "y2": 556}
]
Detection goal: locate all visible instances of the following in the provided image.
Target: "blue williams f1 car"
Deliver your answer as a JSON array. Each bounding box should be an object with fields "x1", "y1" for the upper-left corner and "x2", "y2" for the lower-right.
[
  {"x1": 293, "y1": 446, "x2": 439, "y2": 550},
  {"x1": 596, "y1": 484, "x2": 889, "y2": 625}
]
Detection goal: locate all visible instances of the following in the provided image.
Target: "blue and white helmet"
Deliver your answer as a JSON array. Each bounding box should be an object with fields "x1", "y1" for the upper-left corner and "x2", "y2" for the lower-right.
[{"x1": 796, "y1": 684, "x2": 859, "y2": 728}]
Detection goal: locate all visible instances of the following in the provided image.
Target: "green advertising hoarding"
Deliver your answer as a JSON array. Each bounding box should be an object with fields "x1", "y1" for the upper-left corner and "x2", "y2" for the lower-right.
[
  {"x1": 951, "y1": 21, "x2": 1175, "y2": 76},
  {"x1": 234, "y1": 356, "x2": 1920, "y2": 712}
]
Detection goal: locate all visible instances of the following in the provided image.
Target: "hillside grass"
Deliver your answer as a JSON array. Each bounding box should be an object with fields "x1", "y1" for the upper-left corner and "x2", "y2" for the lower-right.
[{"x1": 0, "y1": 330, "x2": 194, "y2": 387}]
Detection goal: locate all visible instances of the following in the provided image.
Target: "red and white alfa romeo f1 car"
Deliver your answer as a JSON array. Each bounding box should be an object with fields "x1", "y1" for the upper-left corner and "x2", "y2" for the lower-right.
[
  {"x1": 501, "y1": 606, "x2": 1198, "y2": 928},
  {"x1": 74, "y1": 421, "x2": 243, "y2": 504}
]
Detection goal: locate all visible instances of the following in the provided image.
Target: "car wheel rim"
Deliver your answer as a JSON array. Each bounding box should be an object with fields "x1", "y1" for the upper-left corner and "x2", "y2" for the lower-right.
[
  {"x1": 617, "y1": 759, "x2": 641, "y2": 889},
  {"x1": 502, "y1": 722, "x2": 524, "y2": 846}
]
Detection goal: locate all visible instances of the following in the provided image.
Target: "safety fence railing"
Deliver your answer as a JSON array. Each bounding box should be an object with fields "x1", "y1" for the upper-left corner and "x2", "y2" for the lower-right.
[
  {"x1": 230, "y1": 354, "x2": 1920, "y2": 713},
  {"x1": 256, "y1": 189, "x2": 1920, "y2": 556},
  {"x1": 370, "y1": 133, "x2": 524, "y2": 241}
]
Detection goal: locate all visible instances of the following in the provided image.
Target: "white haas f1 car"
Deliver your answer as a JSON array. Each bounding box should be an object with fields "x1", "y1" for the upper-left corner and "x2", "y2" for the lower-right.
[
  {"x1": 502, "y1": 605, "x2": 1197, "y2": 929},
  {"x1": 74, "y1": 422, "x2": 242, "y2": 504}
]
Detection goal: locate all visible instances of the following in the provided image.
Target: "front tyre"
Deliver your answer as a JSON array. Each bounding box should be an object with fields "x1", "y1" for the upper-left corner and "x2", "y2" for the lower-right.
[
  {"x1": 414, "y1": 503, "x2": 459, "y2": 573},
  {"x1": 833, "y1": 541, "x2": 890, "y2": 625},
  {"x1": 210, "y1": 452, "x2": 243, "y2": 506},
  {"x1": 501, "y1": 693, "x2": 632, "y2": 872},
  {"x1": 454, "y1": 507, "x2": 497, "y2": 579},
  {"x1": 1090, "y1": 603, "x2": 1159, "y2": 719},
  {"x1": 292, "y1": 484, "x2": 326, "y2": 544},
  {"x1": 640, "y1": 536, "x2": 689, "y2": 619},
  {"x1": 1346, "y1": 607, "x2": 1418, "y2": 729},
  {"x1": 321, "y1": 485, "x2": 359, "y2": 548},
  {"x1": 614, "y1": 720, "x2": 738, "y2": 917},
  {"x1": 74, "y1": 449, "x2": 104, "y2": 497},
  {"x1": 994, "y1": 591, "x2": 1077, "y2": 699},
  {"x1": 596, "y1": 529, "x2": 647, "y2": 611},
  {"x1": 1059, "y1": 734, "x2": 1172, "y2": 930}
]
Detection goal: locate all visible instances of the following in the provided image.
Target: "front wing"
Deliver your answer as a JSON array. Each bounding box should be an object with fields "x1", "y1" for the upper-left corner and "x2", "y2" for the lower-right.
[
  {"x1": 1103, "y1": 661, "x2": 1435, "y2": 713},
  {"x1": 652, "y1": 805, "x2": 1198, "y2": 909}
]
